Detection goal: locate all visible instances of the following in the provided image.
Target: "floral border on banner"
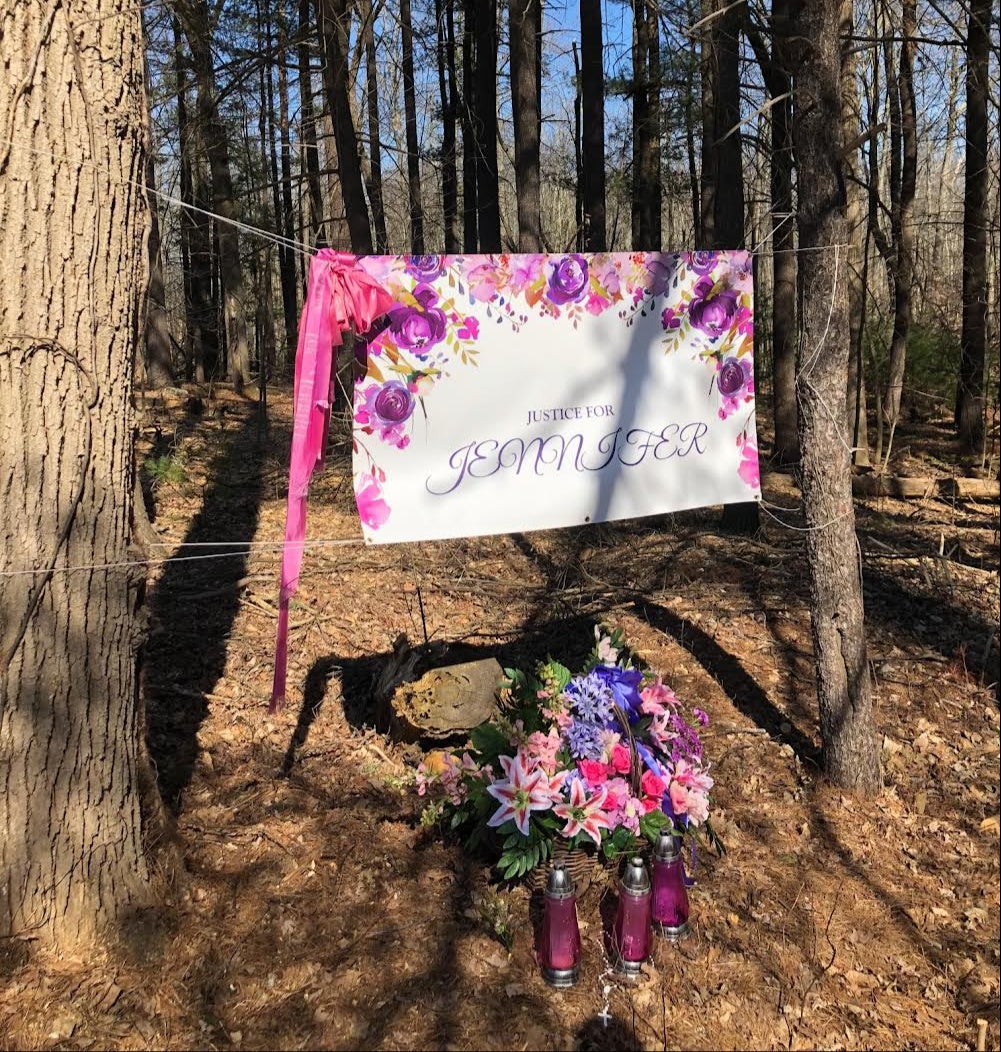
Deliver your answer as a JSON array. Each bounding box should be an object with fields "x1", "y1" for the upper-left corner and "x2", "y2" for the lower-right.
[{"x1": 352, "y1": 251, "x2": 757, "y2": 531}]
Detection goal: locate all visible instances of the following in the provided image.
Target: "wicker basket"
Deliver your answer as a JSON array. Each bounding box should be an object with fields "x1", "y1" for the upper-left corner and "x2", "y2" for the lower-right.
[{"x1": 528, "y1": 843, "x2": 605, "y2": 894}]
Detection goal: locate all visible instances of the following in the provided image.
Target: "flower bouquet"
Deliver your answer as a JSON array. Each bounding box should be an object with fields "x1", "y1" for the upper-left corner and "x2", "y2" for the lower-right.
[{"x1": 416, "y1": 627, "x2": 721, "y2": 880}]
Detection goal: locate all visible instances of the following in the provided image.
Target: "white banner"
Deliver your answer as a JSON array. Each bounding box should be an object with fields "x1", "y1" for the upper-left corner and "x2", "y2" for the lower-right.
[{"x1": 351, "y1": 251, "x2": 760, "y2": 544}]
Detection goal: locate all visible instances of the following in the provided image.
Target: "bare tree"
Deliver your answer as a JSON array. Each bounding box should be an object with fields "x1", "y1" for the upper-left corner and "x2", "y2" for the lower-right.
[
  {"x1": 400, "y1": 0, "x2": 426, "y2": 252},
  {"x1": 580, "y1": 0, "x2": 607, "y2": 251},
  {"x1": 511, "y1": 0, "x2": 543, "y2": 251},
  {"x1": 791, "y1": 0, "x2": 882, "y2": 794}
]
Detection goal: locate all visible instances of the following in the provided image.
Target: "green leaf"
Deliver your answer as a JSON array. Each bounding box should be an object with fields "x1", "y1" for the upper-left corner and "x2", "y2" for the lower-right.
[{"x1": 469, "y1": 722, "x2": 511, "y2": 762}]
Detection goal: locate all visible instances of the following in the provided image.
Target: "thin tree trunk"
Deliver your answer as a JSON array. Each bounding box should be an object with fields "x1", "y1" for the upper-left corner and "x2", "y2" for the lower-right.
[
  {"x1": 791, "y1": 0, "x2": 881, "y2": 794},
  {"x1": 573, "y1": 41, "x2": 585, "y2": 250},
  {"x1": 177, "y1": 0, "x2": 252, "y2": 393},
  {"x1": 276, "y1": 6, "x2": 300, "y2": 354},
  {"x1": 174, "y1": 16, "x2": 216, "y2": 381},
  {"x1": 631, "y1": 0, "x2": 650, "y2": 248},
  {"x1": 474, "y1": 0, "x2": 502, "y2": 251},
  {"x1": 645, "y1": 1, "x2": 662, "y2": 248},
  {"x1": 841, "y1": 0, "x2": 870, "y2": 466},
  {"x1": 957, "y1": 0, "x2": 990, "y2": 452},
  {"x1": 298, "y1": 0, "x2": 326, "y2": 244},
  {"x1": 880, "y1": 0, "x2": 916, "y2": 437},
  {"x1": 362, "y1": 0, "x2": 389, "y2": 253},
  {"x1": 511, "y1": 0, "x2": 542, "y2": 251},
  {"x1": 143, "y1": 149, "x2": 175, "y2": 389},
  {"x1": 580, "y1": 0, "x2": 607, "y2": 251},
  {"x1": 318, "y1": 0, "x2": 373, "y2": 253},
  {"x1": 1, "y1": 0, "x2": 153, "y2": 939},
  {"x1": 461, "y1": 0, "x2": 479, "y2": 251},
  {"x1": 436, "y1": 0, "x2": 460, "y2": 252},
  {"x1": 400, "y1": 0, "x2": 426, "y2": 253}
]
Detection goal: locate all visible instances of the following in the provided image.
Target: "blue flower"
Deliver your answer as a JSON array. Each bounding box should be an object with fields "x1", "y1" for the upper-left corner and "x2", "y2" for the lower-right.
[
  {"x1": 592, "y1": 665, "x2": 644, "y2": 718},
  {"x1": 565, "y1": 719, "x2": 604, "y2": 761},
  {"x1": 564, "y1": 672, "x2": 614, "y2": 724}
]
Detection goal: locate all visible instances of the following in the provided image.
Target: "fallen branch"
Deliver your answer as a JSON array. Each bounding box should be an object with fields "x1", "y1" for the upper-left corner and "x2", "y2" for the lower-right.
[{"x1": 852, "y1": 475, "x2": 999, "y2": 500}]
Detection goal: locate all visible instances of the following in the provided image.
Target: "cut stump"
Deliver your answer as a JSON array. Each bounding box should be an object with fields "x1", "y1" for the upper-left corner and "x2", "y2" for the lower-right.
[{"x1": 386, "y1": 657, "x2": 504, "y2": 743}]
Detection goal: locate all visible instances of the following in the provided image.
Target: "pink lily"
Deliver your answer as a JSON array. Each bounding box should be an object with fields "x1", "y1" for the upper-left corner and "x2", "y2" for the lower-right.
[
  {"x1": 485, "y1": 750, "x2": 556, "y2": 836},
  {"x1": 554, "y1": 778, "x2": 613, "y2": 847}
]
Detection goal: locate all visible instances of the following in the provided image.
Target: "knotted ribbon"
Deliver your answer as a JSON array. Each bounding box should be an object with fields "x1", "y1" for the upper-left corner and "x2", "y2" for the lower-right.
[{"x1": 271, "y1": 250, "x2": 394, "y2": 711}]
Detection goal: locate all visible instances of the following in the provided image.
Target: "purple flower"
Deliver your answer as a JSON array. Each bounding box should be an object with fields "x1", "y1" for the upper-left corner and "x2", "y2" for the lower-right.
[
  {"x1": 717, "y1": 356, "x2": 752, "y2": 397},
  {"x1": 372, "y1": 380, "x2": 415, "y2": 426},
  {"x1": 405, "y1": 254, "x2": 446, "y2": 281},
  {"x1": 545, "y1": 254, "x2": 589, "y2": 305},
  {"x1": 565, "y1": 672, "x2": 615, "y2": 724},
  {"x1": 688, "y1": 282, "x2": 739, "y2": 340},
  {"x1": 689, "y1": 250, "x2": 718, "y2": 274},
  {"x1": 693, "y1": 707, "x2": 709, "y2": 727},
  {"x1": 592, "y1": 665, "x2": 644, "y2": 719},
  {"x1": 565, "y1": 719, "x2": 604, "y2": 761},
  {"x1": 645, "y1": 254, "x2": 679, "y2": 297},
  {"x1": 387, "y1": 284, "x2": 448, "y2": 356}
]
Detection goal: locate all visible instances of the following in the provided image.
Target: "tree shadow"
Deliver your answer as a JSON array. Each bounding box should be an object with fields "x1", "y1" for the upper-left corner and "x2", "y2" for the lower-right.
[{"x1": 144, "y1": 408, "x2": 269, "y2": 811}]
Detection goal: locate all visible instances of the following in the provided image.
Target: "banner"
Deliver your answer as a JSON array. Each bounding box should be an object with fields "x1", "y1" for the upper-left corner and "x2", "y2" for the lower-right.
[{"x1": 352, "y1": 251, "x2": 760, "y2": 544}]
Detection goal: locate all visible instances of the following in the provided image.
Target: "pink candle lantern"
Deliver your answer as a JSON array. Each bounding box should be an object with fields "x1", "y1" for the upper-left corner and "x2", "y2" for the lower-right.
[
  {"x1": 651, "y1": 832, "x2": 690, "y2": 940},
  {"x1": 536, "y1": 863, "x2": 581, "y2": 988},
  {"x1": 611, "y1": 856, "x2": 652, "y2": 978}
]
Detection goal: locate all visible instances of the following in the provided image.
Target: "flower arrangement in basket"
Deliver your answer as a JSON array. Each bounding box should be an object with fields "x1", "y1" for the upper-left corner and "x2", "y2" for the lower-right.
[{"x1": 416, "y1": 627, "x2": 722, "y2": 880}]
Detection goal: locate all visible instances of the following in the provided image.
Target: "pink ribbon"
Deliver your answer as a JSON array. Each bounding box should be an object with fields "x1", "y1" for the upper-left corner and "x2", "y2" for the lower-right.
[{"x1": 271, "y1": 250, "x2": 394, "y2": 711}]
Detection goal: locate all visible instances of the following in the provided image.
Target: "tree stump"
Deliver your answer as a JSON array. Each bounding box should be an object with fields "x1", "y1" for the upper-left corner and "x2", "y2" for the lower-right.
[{"x1": 387, "y1": 657, "x2": 504, "y2": 743}]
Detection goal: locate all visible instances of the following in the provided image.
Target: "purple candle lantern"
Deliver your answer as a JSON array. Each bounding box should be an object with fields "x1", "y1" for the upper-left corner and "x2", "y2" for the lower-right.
[
  {"x1": 536, "y1": 863, "x2": 581, "y2": 988},
  {"x1": 611, "y1": 856, "x2": 652, "y2": 978},
  {"x1": 651, "y1": 832, "x2": 690, "y2": 940}
]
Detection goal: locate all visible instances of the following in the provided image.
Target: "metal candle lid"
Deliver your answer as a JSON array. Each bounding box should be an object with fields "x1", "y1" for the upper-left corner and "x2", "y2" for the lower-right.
[
  {"x1": 545, "y1": 863, "x2": 576, "y2": 900},
  {"x1": 620, "y1": 856, "x2": 651, "y2": 896},
  {"x1": 653, "y1": 831, "x2": 681, "y2": 861}
]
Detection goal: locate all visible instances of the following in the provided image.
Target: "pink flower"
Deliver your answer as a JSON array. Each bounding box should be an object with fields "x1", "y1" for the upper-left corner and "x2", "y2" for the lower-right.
[
  {"x1": 667, "y1": 760, "x2": 713, "y2": 827},
  {"x1": 355, "y1": 472, "x2": 391, "y2": 530},
  {"x1": 610, "y1": 743, "x2": 632, "y2": 775},
  {"x1": 525, "y1": 729, "x2": 562, "y2": 773},
  {"x1": 641, "y1": 769, "x2": 666, "y2": 800},
  {"x1": 640, "y1": 678, "x2": 677, "y2": 717},
  {"x1": 455, "y1": 315, "x2": 480, "y2": 341},
  {"x1": 578, "y1": 759, "x2": 612, "y2": 787},
  {"x1": 553, "y1": 778, "x2": 612, "y2": 847},
  {"x1": 485, "y1": 750, "x2": 555, "y2": 836},
  {"x1": 465, "y1": 261, "x2": 500, "y2": 302},
  {"x1": 508, "y1": 254, "x2": 545, "y2": 292},
  {"x1": 737, "y1": 436, "x2": 760, "y2": 489}
]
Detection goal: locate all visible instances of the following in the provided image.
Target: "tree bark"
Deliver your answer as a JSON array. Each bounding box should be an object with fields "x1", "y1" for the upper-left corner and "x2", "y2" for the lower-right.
[
  {"x1": 177, "y1": 0, "x2": 252, "y2": 393},
  {"x1": 275, "y1": 6, "x2": 300, "y2": 355},
  {"x1": 580, "y1": 0, "x2": 607, "y2": 251},
  {"x1": 474, "y1": 0, "x2": 502, "y2": 251},
  {"x1": 747, "y1": 1, "x2": 798, "y2": 464},
  {"x1": 631, "y1": 0, "x2": 650, "y2": 248},
  {"x1": 791, "y1": 0, "x2": 881, "y2": 794},
  {"x1": 318, "y1": 0, "x2": 373, "y2": 253},
  {"x1": 956, "y1": 0, "x2": 990, "y2": 453},
  {"x1": 840, "y1": 0, "x2": 869, "y2": 466},
  {"x1": 510, "y1": 0, "x2": 543, "y2": 251},
  {"x1": 362, "y1": 0, "x2": 389, "y2": 253},
  {"x1": 298, "y1": 0, "x2": 326, "y2": 245},
  {"x1": 143, "y1": 149, "x2": 176, "y2": 389},
  {"x1": 436, "y1": 0, "x2": 460, "y2": 252},
  {"x1": 880, "y1": 0, "x2": 916, "y2": 438},
  {"x1": 461, "y1": 0, "x2": 479, "y2": 251},
  {"x1": 0, "y1": 0, "x2": 153, "y2": 939},
  {"x1": 400, "y1": 0, "x2": 426, "y2": 253}
]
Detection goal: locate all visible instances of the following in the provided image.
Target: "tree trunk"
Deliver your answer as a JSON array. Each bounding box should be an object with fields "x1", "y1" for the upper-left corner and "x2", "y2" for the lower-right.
[
  {"x1": 791, "y1": 0, "x2": 881, "y2": 794},
  {"x1": 580, "y1": 0, "x2": 607, "y2": 251},
  {"x1": 702, "y1": 0, "x2": 756, "y2": 532},
  {"x1": 400, "y1": 0, "x2": 426, "y2": 253},
  {"x1": 510, "y1": 0, "x2": 542, "y2": 251},
  {"x1": 631, "y1": 0, "x2": 650, "y2": 248},
  {"x1": 840, "y1": 0, "x2": 869, "y2": 466},
  {"x1": 143, "y1": 149, "x2": 176, "y2": 389},
  {"x1": 0, "y1": 0, "x2": 153, "y2": 940},
  {"x1": 177, "y1": 0, "x2": 252, "y2": 393},
  {"x1": 436, "y1": 0, "x2": 460, "y2": 252},
  {"x1": 645, "y1": 1, "x2": 662, "y2": 248},
  {"x1": 461, "y1": 0, "x2": 479, "y2": 250},
  {"x1": 880, "y1": 0, "x2": 916, "y2": 438},
  {"x1": 362, "y1": 0, "x2": 389, "y2": 253},
  {"x1": 275, "y1": 6, "x2": 300, "y2": 355},
  {"x1": 957, "y1": 0, "x2": 990, "y2": 453},
  {"x1": 747, "y1": 0, "x2": 798, "y2": 464},
  {"x1": 298, "y1": 0, "x2": 326, "y2": 245},
  {"x1": 474, "y1": 0, "x2": 501, "y2": 251},
  {"x1": 318, "y1": 0, "x2": 373, "y2": 254}
]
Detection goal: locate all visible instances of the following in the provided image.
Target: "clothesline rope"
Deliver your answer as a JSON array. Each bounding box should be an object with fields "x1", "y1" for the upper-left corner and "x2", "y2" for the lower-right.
[{"x1": 2, "y1": 134, "x2": 855, "y2": 261}]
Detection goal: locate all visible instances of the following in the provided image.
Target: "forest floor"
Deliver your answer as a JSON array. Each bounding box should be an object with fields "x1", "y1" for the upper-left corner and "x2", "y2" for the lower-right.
[{"x1": 1, "y1": 384, "x2": 999, "y2": 1052}]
